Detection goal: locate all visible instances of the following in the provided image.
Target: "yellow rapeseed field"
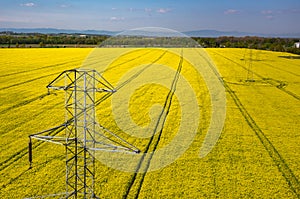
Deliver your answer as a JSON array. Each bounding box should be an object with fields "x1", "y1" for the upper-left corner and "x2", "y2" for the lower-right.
[{"x1": 0, "y1": 48, "x2": 299, "y2": 198}]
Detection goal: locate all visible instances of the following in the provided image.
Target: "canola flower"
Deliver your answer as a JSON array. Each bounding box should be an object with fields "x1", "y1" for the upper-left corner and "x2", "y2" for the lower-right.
[{"x1": 0, "y1": 48, "x2": 299, "y2": 198}]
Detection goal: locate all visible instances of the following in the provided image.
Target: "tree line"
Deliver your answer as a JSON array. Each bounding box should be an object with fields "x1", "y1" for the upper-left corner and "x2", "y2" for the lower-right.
[
  {"x1": 0, "y1": 32, "x2": 108, "y2": 47},
  {"x1": 0, "y1": 32, "x2": 299, "y2": 54},
  {"x1": 193, "y1": 36, "x2": 300, "y2": 54}
]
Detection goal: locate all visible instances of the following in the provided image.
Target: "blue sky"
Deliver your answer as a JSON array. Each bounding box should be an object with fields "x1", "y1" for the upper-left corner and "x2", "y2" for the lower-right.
[{"x1": 0, "y1": 0, "x2": 300, "y2": 34}]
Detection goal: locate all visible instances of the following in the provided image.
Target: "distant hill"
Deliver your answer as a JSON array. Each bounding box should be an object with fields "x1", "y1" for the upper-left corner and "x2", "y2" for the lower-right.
[
  {"x1": 184, "y1": 30, "x2": 300, "y2": 38},
  {"x1": 0, "y1": 28, "x2": 299, "y2": 38},
  {"x1": 0, "y1": 28, "x2": 118, "y2": 36}
]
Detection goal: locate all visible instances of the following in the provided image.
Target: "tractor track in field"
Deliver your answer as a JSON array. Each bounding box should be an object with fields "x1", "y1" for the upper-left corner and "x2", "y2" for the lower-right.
[
  {"x1": 95, "y1": 50, "x2": 167, "y2": 107},
  {"x1": 224, "y1": 81, "x2": 300, "y2": 198},
  {"x1": 230, "y1": 50, "x2": 300, "y2": 78},
  {"x1": 1, "y1": 155, "x2": 65, "y2": 191},
  {"x1": 0, "y1": 100, "x2": 62, "y2": 137},
  {"x1": 0, "y1": 129, "x2": 60, "y2": 172},
  {"x1": 0, "y1": 146, "x2": 30, "y2": 172},
  {"x1": 0, "y1": 72, "x2": 61, "y2": 91},
  {"x1": 0, "y1": 91, "x2": 114, "y2": 173},
  {"x1": 211, "y1": 51, "x2": 300, "y2": 101},
  {"x1": 0, "y1": 59, "x2": 83, "y2": 78},
  {"x1": 100, "y1": 49, "x2": 153, "y2": 74},
  {"x1": 0, "y1": 101, "x2": 63, "y2": 172},
  {"x1": 262, "y1": 62, "x2": 300, "y2": 77},
  {"x1": 197, "y1": 49, "x2": 300, "y2": 198},
  {"x1": 0, "y1": 49, "x2": 148, "y2": 119},
  {"x1": 123, "y1": 51, "x2": 183, "y2": 199},
  {"x1": 0, "y1": 92, "x2": 52, "y2": 115},
  {"x1": 248, "y1": 59, "x2": 300, "y2": 77},
  {"x1": 116, "y1": 50, "x2": 167, "y2": 90},
  {"x1": 78, "y1": 50, "x2": 149, "y2": 72},
  {"x1": 0, "y1": 49, "x2": 144, "y2": 79},
  {"x1": 0, "y1": 49, "x2": 153, "y2": 114}
]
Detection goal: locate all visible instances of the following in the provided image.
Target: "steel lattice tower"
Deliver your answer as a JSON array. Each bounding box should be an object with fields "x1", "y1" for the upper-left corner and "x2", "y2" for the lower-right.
[
  {"x1": 29, "y1": 69, "x2": 139, "y2": 198},
  {"x1": 246, "y1": 49, "x2": 254, "y2": 82}
]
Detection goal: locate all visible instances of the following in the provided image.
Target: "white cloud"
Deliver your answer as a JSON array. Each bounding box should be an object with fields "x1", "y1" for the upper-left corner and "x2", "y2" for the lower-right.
[
  {"x1": 128, "y1": 8, "x2": 144, "y2": 12},
  {"x1": 145, "y1": 8, "x2": 152, "y2": 16},
  {"x1": 261, "y1": 10, "x2": 273, "y2": 15},
  {"x1": 261, "y1": 10, "x2": 275, "y2": 20},
  {"x1": 157, "y1": 8, "x2": 171, "y2": 14},
  {"x1": 290, "y1": 9, "x2": 300, "y2": 14},
  {"x1": 145, "y1": 8, "x2": 152, "y2": 12},
  {"x1": 110, "y1": 17, "x2": 125, "y2": 21},
  {"x1": 224, "y1": 9, "x2": 240, "y2": 15},
  {"x1": 60, "y1": 4, "x2": 70, "y2": 8},
  {"x1": 20, "y1": 2, "x2": 35, "y2": 7},
  {"x1": 266, "y1": 15, "x2": 274, "y2": 20},
  {"x1": 261, "y1": 9, "x2": 300, "y2": 15}
]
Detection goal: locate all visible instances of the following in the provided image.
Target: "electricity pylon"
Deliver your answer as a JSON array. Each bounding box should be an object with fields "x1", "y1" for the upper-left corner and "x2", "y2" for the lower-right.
[
  {"x1": 246, "y1": 49, "x2": 254, "y2": 82},
  {"x1": 29, "y1": 69, "x2": 139, "y2": 198}
]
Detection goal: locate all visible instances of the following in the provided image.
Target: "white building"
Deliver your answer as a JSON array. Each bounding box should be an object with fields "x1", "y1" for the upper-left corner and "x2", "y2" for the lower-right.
[{"x1": 294, "y1": 42, "x2": 300, "y2": 48}]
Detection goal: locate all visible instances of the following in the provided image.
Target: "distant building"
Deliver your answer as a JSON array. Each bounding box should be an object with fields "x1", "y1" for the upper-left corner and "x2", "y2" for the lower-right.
[
  {"x1": 295, "y1": 42, "x2": 300, "y2": 48},
  {"x1": 79, "y1": 34, "x2": 87, "y2": 38}
]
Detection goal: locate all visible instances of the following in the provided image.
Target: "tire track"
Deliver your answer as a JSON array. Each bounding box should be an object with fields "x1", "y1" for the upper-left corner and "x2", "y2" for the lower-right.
[
  {"x1": 0, "y1": 59, "x2": 83, "y2": 78},
  {"x1": 224, "y1": 81, "x2": 300, "y2": 198},
  {"x1": 0, "y1": 100, "x2": 62, "y2": 137},
  {"x1": 123, "y1": 51, "x2": 183, "y2": 199},
  {"x1": 80, "y1": 50, "x2": 144, "y2": 71},
  {"x1": 115, "y1": 50, "x2": 167, "y2": 90},
  {"x1": 263, "y1": 62, "x2": 300, "y2": 77},
  {"x1": 0, "y1": 155, "x2": 64, "y2": 191},
  {"x1": 0, "y1": 146, "x2": 29, "y2": 172},
  {"x1": 230, "y1": 50, "x2": 300, "y2": 78},
  {"x1": 0, "y1": 50, "x2": 137, "y2": 79},
  {"x1": 0, "y1": 51, "x2": 135, "y2": 118},
  {"x1": 94, "y1": 50, "x2": 167, "y2": 119},
  {"x1": 211, "y1": 51, "x2": 300, "y2": 100},
  {"x1": 99, "y1": 49, "x2": 153, "y2": 74},
  {"x1": 197, "y1": 49, "x2": 300, "y2": 198},
  {"x1": 0, "y1": 102, "x2": 63, "y2": 172},
  {"x1": 0, "y1": 92, "x2": 51, "y2": 115},
  {"x1": 0, "y1": 72, "x2": 60, "y2": 91},
  {"x1": 0, "y1": 130, "x2": 63, "y2": 172},
  {"x1": 0, "y1": 91, "x2": 112, "y2": 173}
]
